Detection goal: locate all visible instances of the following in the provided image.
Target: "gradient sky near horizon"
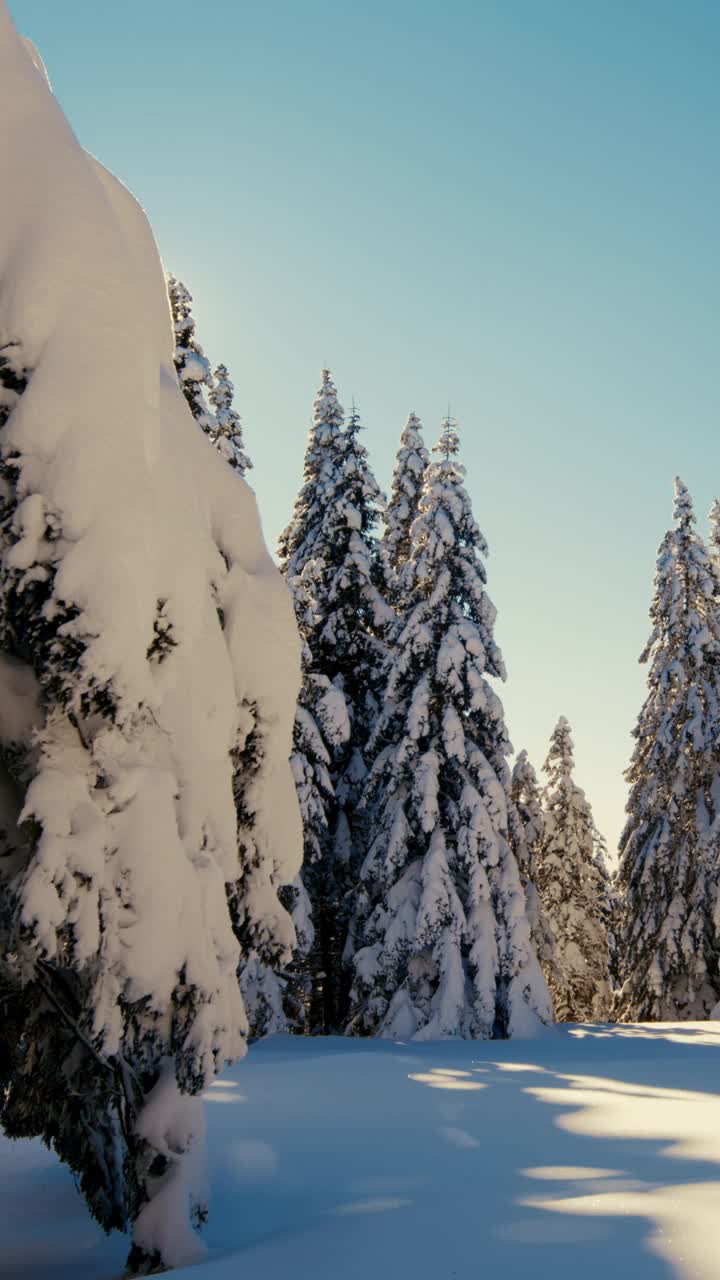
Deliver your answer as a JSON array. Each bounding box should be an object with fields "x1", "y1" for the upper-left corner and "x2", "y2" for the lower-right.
[{"x1": 8, "y1": 0, "x2": 719, "y2": 857}]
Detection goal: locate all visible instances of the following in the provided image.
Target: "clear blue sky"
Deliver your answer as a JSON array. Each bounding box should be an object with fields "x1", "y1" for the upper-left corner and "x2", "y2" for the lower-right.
[{"x1": 9, "y1": 0, "x2": 720, "y2": 856}]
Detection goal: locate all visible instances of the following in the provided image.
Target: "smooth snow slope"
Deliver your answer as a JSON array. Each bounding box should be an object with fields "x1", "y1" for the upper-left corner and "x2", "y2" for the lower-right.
[{"x1": 2, "y1": 1025, "x2": 720, "y2": 1280}]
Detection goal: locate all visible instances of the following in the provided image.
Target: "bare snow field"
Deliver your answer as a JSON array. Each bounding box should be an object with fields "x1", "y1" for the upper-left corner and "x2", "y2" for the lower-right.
[{"x1": 2, "y1": 1023, "x2": 719, "y2": 1280}]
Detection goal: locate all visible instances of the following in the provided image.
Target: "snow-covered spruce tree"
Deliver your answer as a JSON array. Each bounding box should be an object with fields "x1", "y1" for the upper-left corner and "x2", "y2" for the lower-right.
[
  {"x1": 346, "y1": 418, "x2": 552, "y2": 1039},
  {"x1": 209, "y1": 363, "x2": 252, "y2": 475},
  {"x1": 0, "y1": 12, "x2": 301, "y2": 1272},
  {"x1": 279, "y1": 375, "x2": 391, "y2": 1031},
  {"x1": 510, "y1": 750, "x2": 558, "y2": 996},
  {"x1": 535, "y1": 718, "x2": 612, "y2": 1022},
  {"x1": 277, "y1": 371, "x2": 351, "y2": 1030},
  {"x1": 308, "y1": 400, "x2": 392, "y2": 1028},
  {"x1": 591, "y1": 823, "x2": 620, "y2": 990},
  {"x1": 282, "y1": 572, "x2": 350, "y2": 1031},
  {"x1": 167, "y1": 274, "x2": 215, "y2": 434},
  {"x1": 615, "y1": 479, "x2": 720, "y2": 1021},
  {"x1": 278, "y1": 368, "x2": 346, "y2": 580},
  {"x1": 382, "y1": 411, "x2": 429, "y2": 605}
]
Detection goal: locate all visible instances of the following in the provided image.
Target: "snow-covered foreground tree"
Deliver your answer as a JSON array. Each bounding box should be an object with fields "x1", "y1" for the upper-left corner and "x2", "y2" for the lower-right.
[
  {"x1": 616, "y1": 480, "x2": 720, "y2": 1021},
  {"x1": 347, "y1": 418, "x2": 552, "y2": 1039},
  {"x1": 382, "y1": 411, "x2": 429, "y2": 605},
  {"x1": 535, "y1": 719, "x2": 611, "y2": 1022},
  {"x1": 0, "y1": 11, "x2": 300, "y2": 1272},
  {"x1": 280, "y1": 376, "x2": 390, "y2": 1031}
]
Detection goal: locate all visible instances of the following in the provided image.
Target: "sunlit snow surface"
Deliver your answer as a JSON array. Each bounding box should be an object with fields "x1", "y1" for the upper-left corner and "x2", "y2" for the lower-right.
[{"x1": 1, "y1": 1024, "x2": 719, "y2": 1279}]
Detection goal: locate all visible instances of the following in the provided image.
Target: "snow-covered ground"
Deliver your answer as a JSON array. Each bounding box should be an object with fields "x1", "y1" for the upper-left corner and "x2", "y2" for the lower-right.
[{"x1": 3, "y1": 1023, "x2": 720, "y2": 1280}]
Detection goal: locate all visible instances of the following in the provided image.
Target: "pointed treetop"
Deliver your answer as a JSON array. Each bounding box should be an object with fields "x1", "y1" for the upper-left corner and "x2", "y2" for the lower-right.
[
  {"x1": 673, "y1": 476, "x2": 693, "y2": 528},
  {"x1": 381, "y1": 412, "x2": 430, "y2": 594},
  {"x1": 347, "y1": 398, "x2": 362, "y2": 438},
  {"x1": 708, "y1": 498, "x2": 720, "y2": 553},
  {"x1": 314, "y1": 369, "x2": 344, "y2": 431},
  {"x1": 513, "y1": 748, "x2": 535, "y2": 779},
  {"x1": 396, "y1": 411, "x2": 427, "y2": 460},
  {"x1": 399, "y1": 410, "x2": 422, "y2": 440},
  {"x1": 167, "y1": 273, "x2": 191, "y2": 316},
  {"x1": 544, "y1": 716, "x2": 575, "y2": 780},
  {"x1": 434, "y1": 413, "x2": 460, "y2": 461}
]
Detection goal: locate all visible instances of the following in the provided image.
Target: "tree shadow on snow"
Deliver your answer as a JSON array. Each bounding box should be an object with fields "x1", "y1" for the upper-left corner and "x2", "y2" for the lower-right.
[{"x1": 212, "y1": 1025, "x2": 720, "y2": 1280}]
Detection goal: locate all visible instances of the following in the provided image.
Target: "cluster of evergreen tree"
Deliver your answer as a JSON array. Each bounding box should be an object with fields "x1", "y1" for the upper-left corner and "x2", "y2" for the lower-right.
[
  {"x1": 166, "y1": 291, "x2": 625, "y2": 1036},
  {"x1": 7, "y1": 6, "x2": 719, "y2": 1268},
  {"x1": 11, "y1": 254, "x2": 715, "y2": 1279},
  {"x1": 170, "y1": 290, "x2": 720, "y2": 1034},
  {"x1": 273, "y1": 369, "x2": 620, "y2": 1037}
]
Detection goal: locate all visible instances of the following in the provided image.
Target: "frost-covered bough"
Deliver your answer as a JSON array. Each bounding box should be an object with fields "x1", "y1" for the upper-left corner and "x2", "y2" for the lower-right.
[
  {"x1": 535, "y1": 718, "x2": 612, "y2": 1022},
  {"x1": 0, "y1": 9, "x2": 300, "y2": 1272},
  {"x1": 616, "y1": 479, "x2": 720, "y2": 1021},
  {"x1": 347, "y1": 418, "x2": 552, "y2": 1039},
  {"x1": 382, "y1": 411, "x2": 429, "y2": 606},
  {"x1": 510, "y1": 750, "x2": 558, "y2": 999},
  {"x1": 280, "y1": 375, "x2": 391, "y2": 1030}
]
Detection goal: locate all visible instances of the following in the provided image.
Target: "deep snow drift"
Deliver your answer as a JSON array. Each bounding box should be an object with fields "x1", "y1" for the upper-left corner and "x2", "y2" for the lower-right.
[{"x1": 3, "y1": 1024, "x2": 719, "y2": 1280}]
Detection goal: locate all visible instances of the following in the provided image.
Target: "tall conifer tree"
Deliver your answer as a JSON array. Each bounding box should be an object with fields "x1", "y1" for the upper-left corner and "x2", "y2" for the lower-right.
[
  {"x1": 279, "y1": 374, "x2": 390, "y2": 1030},
  {"x1": 346, "y1": 418, "x2": 551, "y2": 1039},
  {"x1": 535, "y1": 718, "x2": 612, "y2": 1022},
  {"x1": 511, "y1": 750, "x2": 558, "y2": 996},
  {"x1": 591, "y1": 823, "x2": 619, "y2": 990},
  {"x1": 277, "y1": 369, "x2": 346, "y2": 581},
  {"x1": 616, "y1": 479, "x2": 720, "y2": 1020},
  {"x1": 282, "y1": 573, "x2": 350, "y2": 1031}
]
